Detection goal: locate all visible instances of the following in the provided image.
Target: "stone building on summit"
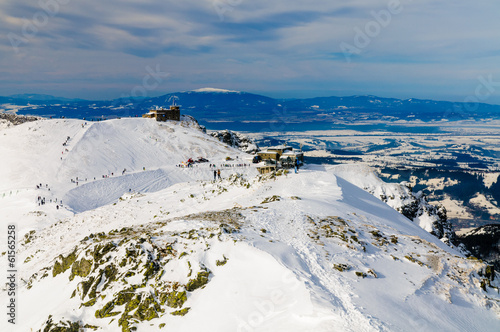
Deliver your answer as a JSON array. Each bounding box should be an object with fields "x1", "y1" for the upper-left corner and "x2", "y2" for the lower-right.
[{"x1": 142, "y1": 104, "x2": 180, "y2": 122}]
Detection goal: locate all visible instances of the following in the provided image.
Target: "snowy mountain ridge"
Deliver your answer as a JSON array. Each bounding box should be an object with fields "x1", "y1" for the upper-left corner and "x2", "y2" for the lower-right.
[
  {"x1": 6, "y1": 89, "x2": 500, "y2": 123},
  {"x1": 333, "y1": 165, "x2": 460, "y2": 249},
  {"x1": 0, "y1": 118, "x2": 499, "y2": 331}
]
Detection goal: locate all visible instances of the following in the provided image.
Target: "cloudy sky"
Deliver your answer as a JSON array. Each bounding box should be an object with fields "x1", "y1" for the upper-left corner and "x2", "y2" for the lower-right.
[{"x1": 1, "y1": 0, "x2": 499, "y2": 103}]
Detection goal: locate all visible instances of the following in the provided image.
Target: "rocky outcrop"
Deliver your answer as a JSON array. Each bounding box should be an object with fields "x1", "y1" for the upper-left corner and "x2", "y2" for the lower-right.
[
  {"x1": 458, "y1": 224, "x2": 500, "y2": 270},
  {"x1": 30, "y1": 208, "x2": 244, "y2": 332},
  {"x1": 180, "y1": 114, "x2": 206, "y2": 132},
  {"x1": 394, "y1": 186, "x2": 457, "y2": 245},
  {"x1": 210, "y1": 129, "x2": 259, "y2": 154},
  {"x1": 0, "y1": 113, "x2": 40, "y2": 126}
]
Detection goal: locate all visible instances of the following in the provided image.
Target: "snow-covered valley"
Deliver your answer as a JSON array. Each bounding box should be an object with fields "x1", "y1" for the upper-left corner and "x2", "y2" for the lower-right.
[{"x1": 1, "y1": 117, "x2": 499, "y2": 331}]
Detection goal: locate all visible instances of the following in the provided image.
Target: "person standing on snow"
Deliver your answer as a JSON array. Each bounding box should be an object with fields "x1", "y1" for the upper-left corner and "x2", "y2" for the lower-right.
[{"x1": 217, "y1": 169, "x2": 221, "y2": 180}]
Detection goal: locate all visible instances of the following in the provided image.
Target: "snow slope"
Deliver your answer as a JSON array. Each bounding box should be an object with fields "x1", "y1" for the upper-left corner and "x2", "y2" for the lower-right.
[
  {"x1": 0, "y1": 117, "x2": 254, "y2": 230},
  {"x1": 332, "y1": 164, "x2": 456, "y2": 244},
  {"x1": 0, "y1": 118, "x2": 499, "y2": 332}
]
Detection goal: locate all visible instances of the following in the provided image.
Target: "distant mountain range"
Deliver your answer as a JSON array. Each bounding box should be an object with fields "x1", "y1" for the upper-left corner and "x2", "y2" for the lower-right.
[
  {"x1": 6, "y1": 94, "x2": 85, "y2": 102},
  {"x1": 1, "y1": 89, "x2": 500, "y2": 124}
]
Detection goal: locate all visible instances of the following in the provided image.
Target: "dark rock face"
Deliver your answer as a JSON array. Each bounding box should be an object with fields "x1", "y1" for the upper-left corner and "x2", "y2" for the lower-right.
[
  {"x1": 403, "y1": 192, "x2": 456, "y2": 245},
  {"x1": 0, "y1": 113, "x2": 40, "y2": 125},
  {"x1": 458, "y1": 224, "x2": 500, "y2": 269},
  {"x1": 210, "y1": 130, "x2": 259, "y2": 154}
]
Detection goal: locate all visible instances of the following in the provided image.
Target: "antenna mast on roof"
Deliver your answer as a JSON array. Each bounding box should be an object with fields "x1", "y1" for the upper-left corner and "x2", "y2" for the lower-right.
[{"x1": 168, "y1": 95, "x2": 179, "y2": 107}]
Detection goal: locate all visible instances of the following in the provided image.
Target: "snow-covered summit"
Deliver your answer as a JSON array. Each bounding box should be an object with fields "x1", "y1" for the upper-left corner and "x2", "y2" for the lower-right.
[
  {"x1": 190, "y1": 88, "x2": 241, "y2": 94},
  {"x1": 0, "y1": 118, "x2": 499, "y2": 331}
]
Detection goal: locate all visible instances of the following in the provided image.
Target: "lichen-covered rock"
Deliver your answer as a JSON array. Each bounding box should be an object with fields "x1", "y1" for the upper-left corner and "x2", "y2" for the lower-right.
[
  {"x1": 52, "y1": 249, "x2": 77, "y2": 277},
  {"x1": 159, "y1": 291, "x2": 187, "y2": 308},
  {"x1": 38, "y1": 315, "x2": 86, "y2": 332},
  {"x1": 216, "y1": 256, "x2": 228, "y2": 266},
  {"x1": 261, "y1": 195, "x2": 281, "y2": 204},
  {"x1": 333, "y1": 264, "x2": 351, "y2": 272},
  {"x1": 132, "y1": 294, "x2": 160, "y2": 321},
  {"x1": 69, "y1": 257, "x2": 92, "y2": 281},
  {"x1": 485, "y1": 265, "x2": 495, "y2": 281},
  {"x1": 171, "y1": 307, "x2": 190, "y2": 316},
  {"x1": 81, "y1": 297, "x2": 97, "y2": 307},
  {"x1": 33, "y1": 212, "x2": 227, "y2": 331},
  {"x1": 186, "y1": 271, "x2": 211, "y2": 291},
  {"x1": 95, "y1": 300, "x2": 120, "y2": 319},
  {"x1": 78, "y1": 276, "x2": 95, "y2": 300},
  {"x1": 93, "y1": 242, "x2": 116, "y2": 265}
]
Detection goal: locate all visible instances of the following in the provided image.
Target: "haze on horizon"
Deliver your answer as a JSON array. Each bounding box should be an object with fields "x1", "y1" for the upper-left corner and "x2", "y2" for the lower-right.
[{"x1": 1, "y1": 0, "x2": 500, "y2": 104}]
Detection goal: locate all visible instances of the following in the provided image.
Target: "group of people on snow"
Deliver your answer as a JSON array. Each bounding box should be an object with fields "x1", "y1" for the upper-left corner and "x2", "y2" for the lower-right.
[{"x1": 35, "y1": 183, "x2": 62, "y2": 209}]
